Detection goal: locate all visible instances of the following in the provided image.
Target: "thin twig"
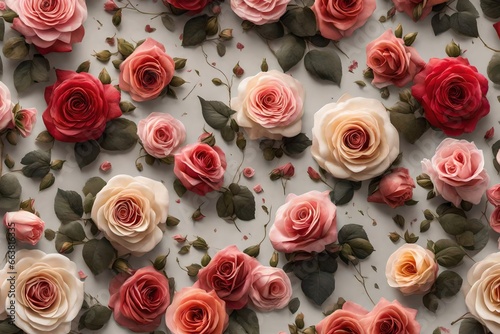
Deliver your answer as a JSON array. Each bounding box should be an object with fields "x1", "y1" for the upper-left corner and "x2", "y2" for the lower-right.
[{"x1": 353, "y1": 263, "x2": 376, "y2": 306}]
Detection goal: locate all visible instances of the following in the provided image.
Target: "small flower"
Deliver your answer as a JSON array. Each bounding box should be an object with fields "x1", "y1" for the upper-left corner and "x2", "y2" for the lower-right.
[
  {"x1": 78, "y1": 270, "x2": 87, "y2": 279},
  {"x1": 173, "y1": 234, "x2": 187, "y2": 243},
  {"x1": 270, "y1": 162, "x2": 295, "y2": 180},
  {"x1": 100, "y1": 161, "x2": 112, "y2": 172},
  {"x1": 253, "y1": 184, "x2": 263, "y2": 193},
  {"x1": 0, "y1": 1, "x2": 6, "y2": 10},
  {"x1": 243, "y1": 167, "x2": 255, "y2": 178},
  {"x1": 307, "y1": 166, "x2": 321, "y2": 181}
]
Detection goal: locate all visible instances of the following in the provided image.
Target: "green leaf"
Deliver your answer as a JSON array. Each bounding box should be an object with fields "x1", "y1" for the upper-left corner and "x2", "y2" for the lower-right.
[
  {"x1": 308, "y1": 34, "x2": 330, "y2": 47},
  {"x1": 58, "y1": 221, "x2": 86, "y2": 242},
  {"x1": 301, "y1": 271, "x2": 335, "y2": 306},
  {"x1": 392, "y1": 214, "x2": 405, "y2": 228},
  {"x1": 275, "y1": 34, "x2": 306, "y2": 72},
  {"x1": 456, "y1": 231, "x2": 474, "y2": 247},
  {"x1": 0, "y1": 19, "x2": 4, "y2": 42},
  {"x1": 82, "y1": 238, "x2": 116, "y2": 275},
  {"x1": 487, "y1": 54, "x2": 500, "y2": 84},
  {"x1": 221, "y1": 125, "x2": 236, "y2": 141},
  {"x1": 0, "y1": 174, "x2": 22, "y2": 211},
  {"x1": 39, "y1": 172, "x2": 55, "y2": 191},
  {"x1": 450, "y1": 12, "x2": 479, "y2": 37},
  {"x1": 481, "y1": 0, "x2": 500, "y2": 18},
  {"x1": 0, "y1": 320, "x2": 23, "y2": 334},
  {"x1": 79, "y1": 304, "x2": 112, "y2": 331},
  {"x1": 330, "y1": 180, "x2": 355, "y2": 205},
  {"x1": 470, "y1": 227, "x2": 489, "y2": 252},
  {"x1": 280, "y1": 7, "x2": 316, "y2": 37},
  {"x1": 173, "y1": 178, "x2": 187, "y2": 197},
  {"x1": 161, "y1": 14, "x2": 175, "y2": 32},
  {"x1": 75, "y1": 140, "x2": 100, "y2": 169},
  {"x1": 54, "y1": 189, "x2": 84, "y2": 224},
  {"x1": 338, "y1": 224, "x2": 368, "y2": 244},
  {"x1": 182, "y1": 15, "x2": 208, "y2": 46},
  {"x1": 254, "y1": 22, "x2": 285, "y2": 40},
  {"x1": 99, "y1": 118, "x2": 138, "y2": 151},
  {"x1": 55, "y1": 232, "x2": 74, "y2": 254},
  {"x1": 13, "y1": 60, "x2": 32, "y2": 92},
  {"x1": 431, "y1": 13, "x2": 450, "y2": 35},
  {"x1": 456, "y1": 0, "x2": 479, "y2": 17},
  {"x1": 347, "y1": 238, "x2": 374, "y2": 259},
  {"x1": 438, "y1": 213, "x2": 468, "y2": 235},
  {"x1": 434, "y1": 270, "x2": 463, "y2": 298},
  {"x1": 199, "y1": 97, "x2": 235, "y2": 130},
  {"x1": 282, "y1": 133, "x2": 312, "y2": 155},
  {"x1": 423, "y1": 293, "x2": 439, "y2": 313},
  {"x1": 20, "y1": 150, "x2": 51, "y2": 178},
  {"x1": 420, "y1": 220, "x2": 431, "y2": 232},
  {"x1": 233, "y1": 186, "x2": 255, "y2": 221},
  {"x1": 31, "y1": 54, "x2": 50, "y2": 83},
  {"x1": 288, "y1": 297, "x2": 300, "y2": 314},
  {"x1": 216, "y1": 190, "x2": 234, "y2": 218},
  {"x1": 83, "y1": 177, "x2": 107, "y2": 197},
  {"x1": 317, "y1": 252, "x2": 338, "y2": 273},
  {"x1": 304, "y1": 50, "x2": 342, "y2": 85},
  {"x1": 435, "y1": 246, "x2": 465, "y2": 268},
  {"x1": 459, "y1": 318, "x2": 488, "y2": 334},
  {"x1": 224, "y1": 308, "x2": 259, "y2": 334},
  {"x1": 390, "y1": 112, "x2": 429, "y2": 144}
]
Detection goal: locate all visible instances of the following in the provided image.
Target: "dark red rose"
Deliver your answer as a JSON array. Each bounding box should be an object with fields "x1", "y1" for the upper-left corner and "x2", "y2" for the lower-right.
[{"x1": 162, "y1": 0, "x2": 212, "y2": 11}]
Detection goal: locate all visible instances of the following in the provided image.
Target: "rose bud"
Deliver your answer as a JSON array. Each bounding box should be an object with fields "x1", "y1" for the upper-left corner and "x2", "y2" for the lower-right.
[
  {"x1": 243, "y1": 167, "x2": 255, "y2": 178},
  {"x1": 485, "y1": 127, "x2": 495, "y2": 140},
  {"x1": 3, "y1": 210, "x2": 45, "y2": 245},
  {"x1": 307, "y1": 166, "x2": 321, "y2": 181},
  {"x1": 100, "y1": 161, "x2": 112, "y2": 172},
  {"x1": 253, "y1": 184, "x2": 263, "y2": 193},
  {"x1": 173, "y1": 234, "x2": 187, "y2": 243},
  {"x1": 104, "y1": 0, "x2": 119, "y2": 12},
  {"x1": 368, "y1": 168, "x2": 415, "y2": 208}
]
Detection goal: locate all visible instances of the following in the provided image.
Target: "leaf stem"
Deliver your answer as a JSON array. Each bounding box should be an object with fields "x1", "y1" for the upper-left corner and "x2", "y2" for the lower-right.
[
  {"x1": 258, "y1": 207, "x2": 273, "y2": 245},
  {"x1": 478, "y1": 35, "x2": 500, "y2": 52},
  {"x1": 200, "y1": 45, "x2": 232, "y2": 105},
  {"x1": 450, "y1": 312, "x2": 470, "y2": 326},
  {"x1": 123, "y1": 0, "x2": 167, "y2": 16},
  {"x1": 352, "y1": 263, "x2": 376, "y2": 306}
]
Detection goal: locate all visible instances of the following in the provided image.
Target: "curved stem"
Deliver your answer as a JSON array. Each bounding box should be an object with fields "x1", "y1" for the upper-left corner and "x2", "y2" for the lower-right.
[
  {"x1": 353, "y1": 263, "x2": 376, "y2": 306},
  {"x1": 123, "y1": 0, "x2": 167, "y2": 16},
  {"x1": 450, "y1": 312, "x2": 470, "y2": 326},
  {"x1": 201, "y1": 45, "x2": 232, "y2": 105},
  {"x1": 0, "y1": 139, "x2": 3, "y2": 176},
  {"x1": 258, "y1": 207, "x2": 273, "y2": 246},
  {"x1": 478, "y1": 35, "x2": 500, "y2": 52}
]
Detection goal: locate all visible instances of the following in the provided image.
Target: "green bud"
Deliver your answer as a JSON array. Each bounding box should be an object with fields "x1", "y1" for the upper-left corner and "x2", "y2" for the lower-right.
[
  {"x1": 288, "y1": 324, "x2": 298, "y2": 334},
  {"x1": 94, "y1": 50, "x2": 112, "y2": 62},
  {"x1": 174, "y1": 57, "x2": 187, "y2": 70},
  {"x1": 416, "y1": 173, "x2": 434, "y2": 189},
  {"x1": 427, "y1": 189, "x2": 436, "y2": 200},
  {"x1": 76, "y1": 60, "x2": 91, "y2": 73},
  {"x1": 219, "y1": 28, "x2": 233, "y2": 41},
  {"x1": 50, "y1": 160, "x2": 65, "y2": 170},
  {"x1": 394, "y1": 24, "x2": 403, "y2": 38},
  {"x1": 380, "y1": 87, "x2": 390, "y2": 99},
  {"x1": 243, "y1": 244, "x2": 260, "y2": 258},
  {"x1": 241, "y1": 20, "x2": 254, "y2": 31},
  {"x1": 192, "y1": 208, "x2": 205, "y2": 221},
  {"x1": 263, "y1": 147, "x2": 275, "y2": 161},
  {"x1": 6, "y1": 130, "x2": 18, "y2": 145},
  {"x1": 200, "y1": 132, "x2": 216, "y2": 147},
  {"x1": 169, "y1": 75, "x2": 186, "y2": 87},
  {"x1": 112, "y1": 258, "x2": 133, "y2": 275},
  {"x1": 379, "y1": 16, "x2": 387, "y2": 23},
  {"x1": 39, "y1": 173, "x2": 55, "y2": 191},
  {"x1": 135, "y1": 161, "x2": 143, "y2": 171},
  {"x1": 233, "y1": 62, "x2": 244, "y2": 78},
  {"x1": 3, "y1": 36, "x2": 29, "y2": 60},
  {"x1": 269, "y1": 251, "x2": 279, "y2": 267},
  {"x1": 44, "y1": 229, "x2": 56, "y2": 241},
  {"x1": 201, "y1": 253, "x2": 211, "y2": 267},
  {"x1": 112, "y1": 8, "x2": 122, "y2": 27},
  {"x1": 303, "y1": 326, "x2": 316, "y2": 334},
  {"x1": 166, "y1": 215, "x2": 180, "y2": 227},
  {"x1": 112, "y1": 59, "x2": 123, "y2": 70},
  {"x1": 98, "y1": 68, "x2": 111, "y2": 85},
  {"x1": 212, "y1": 78, "x2": 223, "y2": 86},
  {"x1": 399, "y1": 89, "x2": 412, "y2": 103},
  {"x1": 153, "y1": 254, "x2": 168, "y2": 271},
  {"x1": 413, "y1": 3, "x2": 423, "y2": 21},
  {"x1": 236, "y1": 132, "x2": 246, "y2": 150},
  {"x1": 445, "y1": 40, "x2": 461, "y2": 57},
  {"x1": 363, "y1": 67, "x2": 374, "y2": 79},
  {"x1": 2, "y1": 10, "x2": 18, "y2": 23},
  {"x1": 192, "y1": 237, "x2": 209, "y2": 250},
  {"x1": 117, "y1": 38, "x2": 135, "y2": 58},
  {"x1": 58, "y1": 241, "x2": 74, "y2": 254},
  {"x1": 19, "y1": 198, "x2": 36, "y2": 213},
  {"x1": 295, "y1": 313, "x2": 305, "y2": 329},
  {"x1": 355, "y1": 80, "x2": 366, "y2": 87},
  {"x1": 36, "y1": 131, "x2": 54, "y2": 144},
  {"x1": 119, "y1": 101, "x2": 136, "y2": 113},
  {"x1": 389, "y1": 232, "x2": 400, "y2": 243},
  {"x1": 145, "y1": 154, "x2": 155, "y2": 166},
  {"x1": 403, "y1": 32, "x2": 418, "y2": 46},
  {"x1": 423, "y1": 209, "x2": 434, "y2": 221},
  {"x1": 4, "y1": 154, "x2": 14, "y2": 169},
  {"x1": 206, "y1": 16, "x2": 219, "y2": 36},
  {"x1": 260, "y1": 58, "x2": 268, "y2": 72},
  {"x1": 186, "y1": 263, "x2": 202, "y2": 277},
  {"x1": 178, "y1": 245, "x2": 191, "y2": 255}
]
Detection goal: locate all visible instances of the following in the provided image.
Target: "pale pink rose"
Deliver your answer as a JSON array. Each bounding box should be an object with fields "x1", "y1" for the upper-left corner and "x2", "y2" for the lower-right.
[
  {"x1": 166, "y1": 287, "x2": 228, "y2": 334},
  {"x1": 366, "y1": 29, "x2": 425, "y2": 88},
  {"x1": 5, "y1": 0, "x2": 87, "y2": 54},
  {"x1": 316, "y1": 301, "x2": 368, "y2": 334},
  {"x1": 138, "y1": 112, "x2": 186, "y2": 159},
  {"x1": 0, "y1": 81, "x2": 13, "y2": 131},
  {"x1": 243, "y1": 167, "x2": 255, "y2": 178},
  {"x1": 385, "y1": 243, "x2": 438, "y2": 295},
  {"x1": 361, "y1": 298, "x2": 421, "y2": 333},
  {"x1": 3, "y1": 210, "x2": 45, "y2": 245},
  {"x1": 253, "y1": 184, "x2": 263, "y2": 193},
  {"x1": 312, "y1": 0, "x2": 376, "y2": 41},
  {"x1": 487, "y1": 184, "x2": 500, "y2": 206},
  {"x1": 269, "y1": 190, "x2": 338, "y2": 253},
  {"x1": 392, "y1": 0, "x2": 447, "y2": 21},
  {"x1": 232, "y1": 70, "x2": 304, "y2": 140},
  {"x1": 230, "y1": 0, "x2": 289, "y2": 25},
  {"x1": 14, "y1": 108, "x2": 37, "y2": 137},
  {"x1": 368, "y1": 168, "x2": 415, "y2": 208},
  {"x1": 119, "y1": 38, "x2": 175, "y2": 102},
  {"x1": 490, "y1": 207, "x2": 500, "y2": 233},
  {"x1": 422, "y1": 138, "x2": 489, "y2": 207},
  {"x1": 194, "y1": 245, "x2": 259, "y2": 309},
  {"x1": 100, "y1": 161, "x2": 112, "y2": 172},
  {"x1": 249, "y1": 266, "x2": 292, "y2": 311}
]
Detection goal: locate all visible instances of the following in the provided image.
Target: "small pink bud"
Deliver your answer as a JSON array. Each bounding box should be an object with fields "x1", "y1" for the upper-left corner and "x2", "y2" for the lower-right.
[
  {"x1": 307, "y1": 166, "x2": 321, "y2": 181},
  {"x1": 233, "y1": 62, "x2": 244, "y2": 78},
  {"x1": 100, "y1": 161, "x2": 112, "y2": 172},
  {"x1": 212, "y1": 5, "x2": 221, "y2": 14},
  {"x1": 192, "y1": 208, "x2": 205, "y2": 221},
  {"x1": 173, "y1": 234, "x2": 187, "y2": 243},
  {"x1": 104, "y1": 0, "x2": 119, "y2": 12},
  {"x1": 243, "y1": 167, "x2": 255, "y2": 178},
  {"x1": 236, "y1": 42, "x2": 245, "y2": 50},
  {"x1": 485, "y1": 127, "x2": 495, "y2": 140},
  {"x1": 78, "y1": 270, "x2": 87, "y2": 279},
  {"x1": 0, "y1": 2, "x2": 6, "y2": 10},
  {"x1": 253, "y1": 184, "x2": 263, "y2": 193},
  {"x1": 280, "y1": 162, "x2": 295, "y2": 179}
]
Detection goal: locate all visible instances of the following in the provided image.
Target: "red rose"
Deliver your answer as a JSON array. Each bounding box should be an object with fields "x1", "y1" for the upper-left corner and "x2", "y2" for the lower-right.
[
  {"x1": 367, "y1": 167, "x2": 415, "y2": 208},
  {"x1": 163, "y1": 0, "x2": 213, "y2": 11},
  {"x1": 42, "y1": 70, "x2": 121, "y2": 142},
  {"x1": 494, "y1": 22, "x2": 500, "y2": 39},
  {"x1": 411, "y1": 57, "x2": 489, "y2": 136}
]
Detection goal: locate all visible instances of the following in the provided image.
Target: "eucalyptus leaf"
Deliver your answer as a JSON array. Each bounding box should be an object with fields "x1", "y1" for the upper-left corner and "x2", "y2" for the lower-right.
[
  {"x1": 233, "y1": 185, "x2": 255, "y2": 221},
  {"x1": 20, "y1": 149, "x2": 51, "y2": 178},
  {"x1": 275, "y1": 34, "x2": 306, "y2": 72},
  {"x1": 438, "y1": 213, "x2": 468, "y2": 235},
  {"x1": 280, "y1": 7, "x2": 316, "y2": 37},
  {"x1": 0, "y1": 173, "x2": 22, "y2": 211},
  {"x1": 456, "y1": 0, "x2": 479, "y2": 17},
  {"x1": 481, "y1": 0, "x2": 500, "y2": 18},
  {"x1": 82, "y1": 238, "x2": 116, "y2": 275},
  {"x1": 83, "y1": 177, "x2": 107, "y2": 197},
  {"x1": 254, "y1": 22, "x2": 285, "y2": 40},
  {"x1": 459, "y1": 318, "x2": 488, "y2": 334},
  {"x1": 301, "y1": 271, "x2": 335, "y2": 306},
  {"x1": 304, "y1": 50, "x2": 342, "y2": 85},
  {"x1": 182, "y1": 15, "x2": 208, "y2": 46},
  {"x1": 199, "y1": 97, "x2": 235, "y2": 130},
  {"x1": 161, "y1": 14, "x2": 175, "y2": 32},
  {"x1": 13, "y1": 60, "x2": 33, "y2": 92},
  {"x1": 79, "y1": 304, "x2": 112, "y2": 331},
  {"x1": 431, "y1": 13, "x2": 451, "y2": 35},
  {"x1": 450, "y1": 12, "x2": 479, "y2": 37},
  {"x1": 58, "y1": 221, "x2": 86, "y2": 242},
  {"x1": 423, "y1": 293, "x2": 439, "y2": 313},
  {"x1": 99, "y1": 118, "x2": 138, "y2": 151},
  {"x1": 224, "y1": 308, "x2": 259, "y2": 334},
  {"x1": 434, "y1": 270, "x2": 463, "y2": 298},
  {"x1": 54, "y1": 189, "x2": 84, "y2": 224},
  {"x1": 435, "y1": 247, "x2": 465, "y2": 268},
  {"x1": 487, "y1": 54, "x2": 500, "y2": 84},
  {"x1": 282, "y1": 133, "x2": 312, "y2": 155}
]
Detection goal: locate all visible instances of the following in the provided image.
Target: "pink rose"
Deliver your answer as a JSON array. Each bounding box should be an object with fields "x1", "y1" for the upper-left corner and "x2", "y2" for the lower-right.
[
  {"x1": 5, "y1": 0, "x2": 87, "y2": 54},
  {"x1": 487, "y1": 184, "x2": 500, "y2": 206},
  {"x1": 165, "y1": 287, "x2": 228, "y2": 334},
  {"x1": 392, "y1": 0, "x2": 448, "y2": 21},
  {"x1": 490, "y1": 207, "x2": 500, "y2": 233},
  {"x1": 100, "y1": 161, "x2": 112, "y2": 172},
  {"x1": 361, "y1": 298, "x2": 421, "y2": 333},
  {"x1": 138, "y1": 112, "x2": 186, "y2": 159},
  {"x1": 422, "y1": 138, "x2": 489, "y2": 207},
  {"x1": 109, "y1": 266, "x2": 170, "y2": 332},
  {"x1": 312, "y1": 0, "x2": 376, "y2": 41},
  {"x1": 269, "y1": 190, "x2": 338, "y2": 253},
  {"x1": 194, "y1": 245, "x2": 259, "y2": 309},
  {"x1": 366, "y1": 29, "x2": 425, "y2": 88},
  {"x1": 163, "y1": 0, "x2": 213, "y2": 11},
  {"x1": 14, "y1": 107, "x2": 37, "y2": 138},
  {"x1": 253, "y1": 184, "x2": 263, "y2": 193},
  {"x1": 270, "y1": 162, "x2": 295, "y2": 180},
  {"x1": 119, "y1": 38, "x2": 175, "y2": 102},
  {"x1": 248, "y1": 266, "x2": 292, "y2": 311},
  {"x1": 174, "y1": 143, "x2": 227, "y2": 196},
  {"x1": 3, "y1": 210, "x2": 44, "y2": 245},
  {"x1": 243, "y1": 167, "x2": 255, "y2": 178},
  {"x1": 230, "y1": 0, "x2": 289, "y2": 25},
  {"x1": 0, "y1": 81, "x2": 14, "y2": 132},
  {"x1": 368, "y1": 168, "x2": 415, "y2": 208},
  {"x1": 316, "y1": 301, "x2": 368, "y2": 334}
]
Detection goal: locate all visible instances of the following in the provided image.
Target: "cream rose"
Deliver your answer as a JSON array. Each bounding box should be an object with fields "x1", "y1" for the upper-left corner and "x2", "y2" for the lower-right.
[
  {"x1": 91, "y1": 175, "x2": 169, "y2": 256},
  {"x1": 311, "y1": 94, "x2": 400, "y2": 181},
  {"x1": 232, "y1": 70, "x2": 305, "y2": 140},
  {"x1": 385, "y1": 243, "x2": 438, "y2": 295},
  {"x1": 0, "y1": 250, "x2": 84, "y2": 334},
  {"x1": 0, "y1": 80, "x2": 14, "y2": 131},
  {"x1": 248, "y1": 266, "x2": 292, "y2": 311}
]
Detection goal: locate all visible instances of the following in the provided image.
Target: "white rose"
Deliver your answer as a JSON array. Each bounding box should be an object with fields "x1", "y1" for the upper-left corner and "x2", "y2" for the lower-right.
[
  {"x1": 311, "y1": 94, "x2": 399, "y2": 181},
  {"x1": 232, "y1": 70, "x2": 305, "y2": 140},
  {"x1": 91, "y1": 175, "x2": 169, "y2": 256},
  {"x1": 0, "y1": 250, "x2": 84, "y2": 334},
  {"x1": 0, "y1": 81, "x2": 14, "y2": 131}
]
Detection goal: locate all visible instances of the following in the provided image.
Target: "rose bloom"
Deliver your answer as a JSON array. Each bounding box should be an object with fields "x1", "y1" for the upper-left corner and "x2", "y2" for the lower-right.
[
  {"x1": 230, "y1": 0, "x2": 289, "y2": 25},
  {"x1": 120, "y1": 38, "x2": 175, "y2": 102},
  {"x1": 109, "y1": 266, "x2": 170, "y2": 332},
  {"x1": 385, "y1": 243, "x2": 438, "y2": 295},
  {"x1": 174, "y1": 142, "x2": 227, "y2": 196},
  {"x1": 269, "y1": 190, "x2": 338, "y2": 253},
  {"x1": 490, "y1": 207, "x2": 500, "y2": 233},
  {"x1": 392, "y1": 0, "x2": 447, "y2": 21},
  {"x1": 243, "y1": 167, "x2": 255, "y2": 178},
  {"x1": 464, "y1": 252, "x2": 500, "y2": 333},
  {"x1": 5, "y1": 0, "x2": 87, "y2": 54},
  {"x1": 15, "y1": 107, "x2": 37, "y2": 138},
  {"x1": 3, "y1": 210, "x2": 45, "y2": 245},
  {"x1": 316, "y1": 301, "x2": 368, "y2": 334},
  {"x1": 138, "y1": 112, "x2": 186, "y2": 159},
  {"x1": 0, "y1": 250, "x2": 84, "y2": 334},
  {"x1": 163, "y1": 0, "x2": 212, "y2": 11},
  {"x1": 232, "y1": 70, "x2": 305, "y2": 140},
  {"x1": 249, "y1": 266, "x2": 292, "y2": 311},
  {"x1": 366, "y1": 29, "x2": 425, "y2": 88},
  {"x1": 487, "y1": 184, "x2": 500, "y2": 206},
  {"x1": 165, "y1": 287, "x2": 228, "y2": 334},
  {"x1": 91, "y1": 175, "x2": 169, "y2": 256},
  {"x1": 42, "y1": 69, "x2": 121, "y2": 142},
  {"x1": 422, "y1": 138, "x2": 489, "y2": 207},
  {"x1": 311, "y1": 94, "x2": 399, "y2": 181},
  {"x1": 368, "y1": 167, "x2": 415, "y2": 208},
  {"x1": 412, "y1": 57, "x2": 489, "y2": 136},
  {"x1": 194, "y1": 245, "x2": 259, "y2": 309},
  {"x1": 0, "y1": 81, "x2": 13, "y2": 132},
  {"x1": 361, "y1": 298, "x2": 421, "y2": 333},
  {"x1": 312, "y1": 0, "x2": 376, "y2": 41}
]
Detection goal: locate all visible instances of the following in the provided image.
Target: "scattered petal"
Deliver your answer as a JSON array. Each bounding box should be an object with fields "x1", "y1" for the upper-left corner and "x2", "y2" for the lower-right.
[{"x1": 253, "y1": 184, "x2": 263, "y2": 193}]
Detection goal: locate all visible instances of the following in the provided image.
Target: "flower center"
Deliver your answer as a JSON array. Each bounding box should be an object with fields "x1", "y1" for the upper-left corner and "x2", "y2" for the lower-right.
[
  {"x1": 343, "y1": 128, "x2": 369, "y2": 151},
  {"x1": 25, "y1": 277, "x2": 57, "y2": 310},
  {"x1": 114, "y1": 198, "x2": 143, "y2": 227}
]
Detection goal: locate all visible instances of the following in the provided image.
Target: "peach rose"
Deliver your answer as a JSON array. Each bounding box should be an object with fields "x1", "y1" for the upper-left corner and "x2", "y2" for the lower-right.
[
  {"x1": 392, "y1": 0, "x2": 448, "y2": 21},
  {"x1": 361, "y1": 298, "x2": 421, "y2": 333},
  {"x1": 316, "y1": 301, "x2": 368, "y2": 334},
  {"x1": 422, "y1": 138, "x2": 489, "y2": 207},
  {"x1": 490, "y1": 207, "x2": 500, "y2": 233},
  {"x1": 311, "y1": 94, "x2": 400, "y2": 181},
  {"x1": 487, "y1": 184, "x2": 500, "y2": 206},
  {"x1": 0, "y1": 250, "x2": 84, "y2": 334},
  {"x1": 312, "y1": 0, "x2": 376, "y2": 41},
  {"x1": 14, "y1": 107, "x2": 37, "y2": 137},
  {"x1": 3, "y1": 210, "x2": 44, "y2": 245},
  {"x1": 367, "y1": 168, "x2": 415, "y2": 208},
  {"x1": 5, "y1": 0, "x2": 87, "y2": 54},
  {"x1": 91, "y1": 175, "x2": 169, "y2": 256},
  {"x1": 0, "y1": 81, "x2": 14, "y2": 131},
  {"x1": 119, "y1": 38, "x2": 175, "y2": 102},
  {"x1": 137, "y1": 112, "x2": 186, "y2": 159},
  {"x1": 249, "y1": 266, "x2": 292, "y2": 311},
  {"x1": 165, "y1": 287, "x2": 228, "y2": 334},
  {"x1": 230, "y1": 0, "x2": 289, "y2": 25},
  {"x1": 464, "y1": 252, "x2": 500, "y2": 333},
  {"x1": 385, "y1": 243, "x2": 438, "y2": 295},
  {"x1": 366, "y1": 29, "x2": 425, "y2": 88},
  {"x1": 269, "y1": 190, "x2": 338, "y2": 253},
  {"x1": 232, "y1": 70, "x2": 305, "y2": 140}
]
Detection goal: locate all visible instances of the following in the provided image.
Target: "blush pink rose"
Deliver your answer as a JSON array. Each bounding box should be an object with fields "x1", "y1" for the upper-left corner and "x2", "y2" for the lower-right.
[
  {"x1": 119, "y1": 38, "x2": 175, "y2": 102},
  {"x1": 174, "y1": 143, "x2": 227, "y2": 196},
  {"x1": 14, "y1": 107, "x2": 37, "y2": 137},
  {"x1": 248, "y1": 266, "x2": 292, "y2": 311},
  {"x1": 269, "y1": 190, "x2": 338, "y2": 253},
  {"x1": 165, "y1": 287, "x2": 228, "y2": 334},
  {"x1": 366, "y1": 29, "x2": 425, "y2": 88},
  {"x1": 109, "y1": 266, "x2": 170, "y2": 332},
  {"x1": 361, "y1": 298, "x2": 421, "y2": 333},
  {"x1": 194, "y1": 245, "x2": 259, "y2": 310},
  {"x1": 230, "y1": 0, "x2": 289, "y2": 25},
  {"x1": 316, "y1": 301, "x2": 368, "y2": 334},
  {"x1": 0, "y1": 81, "x2": 14, "y2": 132},
  {"x1": 392, "y1": 0, "x2": 448, "y2": 21},
  {"x1": 137, "y1": 112, "x2": 186, "y2": 159},
  {"x1": 487, "y1": 184, "x2": 500, "y2": 206},
  {"x1": 5, "y1": 0, "x2": 87, "y2": 54},
  {"x1": 490, "y1": 207, "x2": 500, "y2": 233},
  {"x1": 312, "y1": 0, "x2": 376, "y2": 41},
  {"x1": 3, "y1": 210, "x2": 44, "y2": 245},
  {"x1": 368, "y1": 168, "x2": 415, "y2": 208},
  {"x1": 422, "y1": 138, "x2": 489, "y2": 207}
]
